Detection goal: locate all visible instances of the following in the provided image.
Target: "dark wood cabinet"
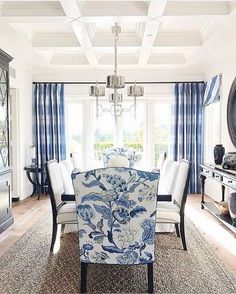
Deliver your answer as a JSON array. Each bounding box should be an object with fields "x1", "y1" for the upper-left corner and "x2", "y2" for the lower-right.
[{"x1": 0, "y1": 49, "x2": 13, "y2": 233}]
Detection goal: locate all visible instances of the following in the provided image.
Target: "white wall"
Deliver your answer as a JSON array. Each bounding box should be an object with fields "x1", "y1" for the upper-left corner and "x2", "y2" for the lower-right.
[
  {"x1": 0, "y1": 23, "x2": 34, "y2": 199},
  {"x1": 193, "y1": 9, "x2": 236, "y2": 199}
]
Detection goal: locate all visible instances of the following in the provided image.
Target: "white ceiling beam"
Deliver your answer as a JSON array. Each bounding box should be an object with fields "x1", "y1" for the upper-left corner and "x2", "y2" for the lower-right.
[
  {"x1": 138, "y1": 0, "x2": 167, "y2": 65},
  {"x1": 31, "y1": 32, "x2": 202, "y2": 49},
  {"x1": 9, "y1": 23, "x2": 34, "y2": 41},
  {"x1": 59, "y1": 0, "x2": 98, "y2": 66}
]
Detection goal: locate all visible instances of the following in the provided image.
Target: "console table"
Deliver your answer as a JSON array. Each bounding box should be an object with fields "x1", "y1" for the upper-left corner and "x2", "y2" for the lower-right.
[
  {"x1": 200, "y1": 163, "x2": 236, "y2": 233},
  {"x1": 24, "y1": 165, "x2": 47, "y2": 200}
]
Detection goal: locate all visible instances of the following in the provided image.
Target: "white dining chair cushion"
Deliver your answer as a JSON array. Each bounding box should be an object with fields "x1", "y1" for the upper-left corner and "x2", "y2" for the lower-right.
[
  {"x1": 59, "y1": 162, "x2": 74, "y2": 194},
  {"x1": 107, "y1": 155, "x2": 130, "y2": 167},
  {"x1": 157, "y1": 202, "x2": 180, "y2": 211},
  {"x1": 48, "y1": 161, "x2": 65, "y2": 206},
  {"x1": 61, "y1": 159, "x2": 74, "y2": 177},
  {"x1": 156, "y1": 203, "x2": 180, "y2": 223},
  {"x1": 57, "y1": 203, "x2": 77, "y2": 224},
  {"x1": 172, "y1": 161, "x2": 189, "y2": 206}
]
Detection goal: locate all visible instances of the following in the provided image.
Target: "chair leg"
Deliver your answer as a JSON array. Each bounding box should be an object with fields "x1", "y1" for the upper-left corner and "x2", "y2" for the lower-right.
[
  {"x1": 175, "y1": 223, "x2": 180, "y2": 237},
  {"x1": 61, "y1": 224, "x2": 65, "y2": 237},
  {"x1": 50, "y1": 217, "x2": 58, "y2": 252},
  {"x1": 147, "y1": 263, "x2": 154, "y2": 294},
  {"x1": 81, "y1": 262, "x2": 88, "y2": 293},
  {"x1": 180, "y1": 219, "x2": 187, "y2": 251}
]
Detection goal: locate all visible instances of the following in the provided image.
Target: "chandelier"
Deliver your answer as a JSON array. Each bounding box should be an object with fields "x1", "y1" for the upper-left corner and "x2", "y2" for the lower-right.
[{"x1": 89, "y1": 23, "x2": 144, "y2": 121}]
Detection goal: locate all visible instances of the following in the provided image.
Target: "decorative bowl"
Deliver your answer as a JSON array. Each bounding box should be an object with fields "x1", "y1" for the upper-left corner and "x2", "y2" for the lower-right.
[
  {"x1": 222, "y1": 152, "x2": 236, "y2": 170},
  {"x1": 215, "y1": 201, "x2": 229, "y2": 215}
]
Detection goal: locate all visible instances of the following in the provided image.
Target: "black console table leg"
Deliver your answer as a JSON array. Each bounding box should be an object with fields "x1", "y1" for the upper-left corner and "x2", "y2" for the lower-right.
[
  {"x1": 200, "y1": 174, "x2": 206, "y2": 209},
  {"x1": 221, "y1": 185, "x2": 225, "y2": 202}
]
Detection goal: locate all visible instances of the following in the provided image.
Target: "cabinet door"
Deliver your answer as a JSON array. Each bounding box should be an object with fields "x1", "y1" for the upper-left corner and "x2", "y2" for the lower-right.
[
  {"x1": 0, "y1": 178, "x2": 10, "y2": 223},
  {"x1": 0, "y1": 67, "x2": 9, "y2": 169}
]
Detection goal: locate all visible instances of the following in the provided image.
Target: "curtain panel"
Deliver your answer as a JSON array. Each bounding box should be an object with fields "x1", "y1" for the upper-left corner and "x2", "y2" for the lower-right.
[
  {"x1": 172, "y1": 83, "x2": 204, "y2": 193},
  {"x1": 203, "y1": 74, "x2": 222, "y2": 107},
  {"x1": 33, "y1": 83, "x2": 66, "y2": 171}
]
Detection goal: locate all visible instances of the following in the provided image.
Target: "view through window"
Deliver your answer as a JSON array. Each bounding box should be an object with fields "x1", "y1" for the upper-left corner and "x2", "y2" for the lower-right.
[
  {"x1": 67, "y1": 99, "x2": 172, "y2": 169},
  {"x1": 154, "y1": 103, "x2": 172, "y2": 165},
  {"x1": 67, "y1": 103, "x2": 83, "y2": 167}
]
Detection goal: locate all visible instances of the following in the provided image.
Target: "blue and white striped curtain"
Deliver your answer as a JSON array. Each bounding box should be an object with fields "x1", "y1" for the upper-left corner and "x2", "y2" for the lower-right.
[
  {"x1": 203, "y1": 74, "x2": 222, "y2": 106},
  {"x1": 33, "y1": 83, "x2": 66, "y2": 170},
  {"x1": 172, "y1": 83, "x2": 204, "y2": 193}
]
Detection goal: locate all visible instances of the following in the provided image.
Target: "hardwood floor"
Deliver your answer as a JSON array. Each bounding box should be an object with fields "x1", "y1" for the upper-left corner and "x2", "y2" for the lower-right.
[
  {"x1": 186, "y1": 194, "x2": 236, "y2": 278},
  {"x1": 0, "y1": 193, "x2": 235, "y2": 278}
]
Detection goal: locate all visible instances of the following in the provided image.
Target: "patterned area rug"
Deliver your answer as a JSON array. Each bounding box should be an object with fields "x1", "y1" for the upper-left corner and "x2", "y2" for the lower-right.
[{"x1": 0, "y1": 214, "x2": 235, "y2": 294}]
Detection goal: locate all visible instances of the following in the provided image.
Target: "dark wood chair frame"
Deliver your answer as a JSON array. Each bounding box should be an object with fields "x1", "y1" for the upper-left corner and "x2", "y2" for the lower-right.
[
  {"x1": 80, "y1": 262, "x2": 154, "y2": 294},
  {"x1": 46, "y1": 160, "x2": 75, "y2": 252},
  {"x1": 172, "y1": 160, "x2": 191, "y2": 251},
  {"x1": 155, "y1": 160, "x2": 191, "y2": 251}
]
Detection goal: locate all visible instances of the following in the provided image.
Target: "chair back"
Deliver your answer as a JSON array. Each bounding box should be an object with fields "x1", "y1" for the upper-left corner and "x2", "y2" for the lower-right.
[
  {"x1": 160, "y1": 161, "x2": 180, "y2": 195},
  {"x1": 103, "y1": 147, "x2": 135, "y2": 168},
  {"x1": 158, "y1": 159, "x2": 174, "y2": 187},
  {"x1": 107, "y1": 155, "x2": 130, "y2": 167},
  {"x1": 72, "y1": 167, "x2": 159, "y2": 265},
  {"x1": 61, "y1": 159, "x2": 74, "y2": 177},
  {"x1": 47, "y1": 159, "x2": 64, "y2": 208},
  {"x1": 70, "y1": 152, "x2": 80, "y2": 169},
  {"x1": 156, "y1": 151, "x2": 167, "y2": 171},
  {"x1": 59, "y1": 161, "x2": 74, "y2": 194},
  {"x1": 172, "y1": 160, "x2": 191, "y2": 210}
]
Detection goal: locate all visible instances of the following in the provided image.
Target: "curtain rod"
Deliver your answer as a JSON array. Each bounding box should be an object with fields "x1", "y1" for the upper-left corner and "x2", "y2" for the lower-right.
[{"x1": 32, "y1": 81, "x2": 204, "y2": 85}]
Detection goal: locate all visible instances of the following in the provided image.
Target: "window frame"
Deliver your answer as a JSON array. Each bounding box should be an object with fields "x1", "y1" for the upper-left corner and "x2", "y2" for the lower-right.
[{"x1": 65, "y1": 94, "x2": 174, "y2": 170}]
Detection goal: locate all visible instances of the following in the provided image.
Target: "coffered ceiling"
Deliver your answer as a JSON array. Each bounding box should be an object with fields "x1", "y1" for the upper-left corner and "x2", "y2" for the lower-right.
[{"x1": 0, "y1": 0, "x2": 235, "y2": 70}]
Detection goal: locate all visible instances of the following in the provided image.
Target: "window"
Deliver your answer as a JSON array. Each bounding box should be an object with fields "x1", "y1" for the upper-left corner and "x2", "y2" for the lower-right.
[
  {"x1": 67, "y1": 102, "x2": 83, "y2": 167},
  {"x1": 154, "y1": 103, "x2": 172, "y2": 166},
  {"x1": 93, "y1": 102, "x2": 115, "y2": 167},
  {"x1": 66, "y1": 95, "x2": 174, "y2": 170},
  {"x1": 123, "y1": 102, "x2": 145, "y2": 166}
]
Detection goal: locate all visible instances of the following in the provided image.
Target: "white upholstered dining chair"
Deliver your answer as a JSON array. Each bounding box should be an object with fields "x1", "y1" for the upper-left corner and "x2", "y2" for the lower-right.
[
  {"x1": 47, "y1": 159, "x2": 77, "y2": 252},
  {"x1": 72, "y1": 167, "x2": 159, "y2": 293},
  {"x1": 156, "y1": 160, "x2": 191, "y2": 250}
]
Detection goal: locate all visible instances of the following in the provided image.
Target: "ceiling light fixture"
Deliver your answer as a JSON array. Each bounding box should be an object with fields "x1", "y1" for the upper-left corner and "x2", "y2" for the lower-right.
[{"x1": 89, "y1": 23, "x2": 144, "y2": 122}]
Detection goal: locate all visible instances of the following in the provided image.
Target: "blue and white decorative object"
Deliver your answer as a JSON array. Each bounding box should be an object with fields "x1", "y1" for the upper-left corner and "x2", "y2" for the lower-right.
[
  {"x1": 72, "y1": 167, "x2": 159, "y2": 265},
  {"x1": 103, "y1": 147, "x2": 135, "y2": 168},
  {"x1": 222, "y1": 152, "x2": 236, "y2": 170}
]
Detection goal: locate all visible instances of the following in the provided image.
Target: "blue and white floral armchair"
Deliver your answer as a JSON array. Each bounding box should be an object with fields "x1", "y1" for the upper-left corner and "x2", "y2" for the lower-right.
[
  {"x1": 103, "y1": 147, "x2": 135, "y2": 168},
  {"x1": 72, "y1": 167, "x2": 159, "y2": 293}
]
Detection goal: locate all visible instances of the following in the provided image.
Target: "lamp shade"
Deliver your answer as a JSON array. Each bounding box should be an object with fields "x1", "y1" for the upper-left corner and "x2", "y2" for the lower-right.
[
  {"x1": 109, "y1": 92, "x2": 123, "y2": 103},
  {"x1": 106, "y1": 75, "x2": 125, "y2": 89},
  {"x1": 89, "y1": 85, "x2": 105, "y2": 97},
  {"x1": 127, "y1": 85, "x2": 144, "y2": 97}
]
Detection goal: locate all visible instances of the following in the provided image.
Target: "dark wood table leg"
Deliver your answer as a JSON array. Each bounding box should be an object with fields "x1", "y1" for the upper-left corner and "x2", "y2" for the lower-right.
[
  {"x1": 221, "y1": 184, "x2": 225, "y2": 202},
  {"x1": 200, "y1": 174, "x2": 206, "y2": 209}
]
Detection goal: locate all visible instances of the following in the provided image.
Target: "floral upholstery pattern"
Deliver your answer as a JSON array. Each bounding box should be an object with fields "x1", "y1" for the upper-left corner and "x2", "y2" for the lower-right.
[
  {"x1": 103, "y1": 147, "x2": 135, "y2": 168},
  {"x1": 72, "y1": 167, "x2": 159, "y2": 265}
]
